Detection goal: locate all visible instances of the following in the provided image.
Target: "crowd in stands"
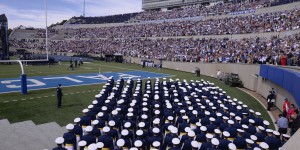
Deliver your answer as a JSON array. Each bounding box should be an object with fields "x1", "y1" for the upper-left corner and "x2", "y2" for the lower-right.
[
  {"x1": 133, "y1": 0, "x2": 268, "y2": 21},
  {"x1": 10, "y1": 33, "x2": 300, "y2": 66},
  {"x1": 64, "y1": 9, "x2": 300, "y2": 38},
  {"x1": 69, "y1": 13, "x2": 139, "y2": 24},
  {"x1": 53, "y1": 77, "x2": 291, "y2": 150},
  {"x1": 30, "y1": 29, "x2": 58, "y2": 38}
]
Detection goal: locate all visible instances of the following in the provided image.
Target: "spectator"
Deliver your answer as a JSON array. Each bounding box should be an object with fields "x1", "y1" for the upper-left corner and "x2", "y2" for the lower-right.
[
  {"x1": 217, "y1": 70, "x2": 222, "y2": 80},
  {"x1": 267, "y1": 91, "x2": 275, "y2": 111},
  {"x1": 283, "y1": 98, "x2": 291, "y2": 113},
  {"x1": 276, "y1": 114, "x2": 289, "y2": 136}
]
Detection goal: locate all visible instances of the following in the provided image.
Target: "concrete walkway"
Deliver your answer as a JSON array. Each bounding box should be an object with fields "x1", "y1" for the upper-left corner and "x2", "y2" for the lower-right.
[
  {"x1": 239, "y1": 87, "x2": 282, "y2": 130},
  {"x1": 0, "y1": 119, "x2": 66, "y2": 150}
]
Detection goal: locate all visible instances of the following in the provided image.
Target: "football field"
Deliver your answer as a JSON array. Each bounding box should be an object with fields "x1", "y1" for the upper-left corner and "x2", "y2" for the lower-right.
[{"x1": 0, "y1": 61, "x2": 274, "y2": 129}]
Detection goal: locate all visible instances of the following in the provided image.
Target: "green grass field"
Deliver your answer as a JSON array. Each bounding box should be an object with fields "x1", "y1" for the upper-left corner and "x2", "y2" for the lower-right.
[{"x1": 0, "y1": 61, "x2": 274, "y2": 129}]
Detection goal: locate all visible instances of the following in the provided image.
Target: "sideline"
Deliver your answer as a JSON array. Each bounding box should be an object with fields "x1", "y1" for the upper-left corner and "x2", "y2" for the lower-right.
[{"x1": 238, "y1": 87, "x2": 278, "y2": 130}]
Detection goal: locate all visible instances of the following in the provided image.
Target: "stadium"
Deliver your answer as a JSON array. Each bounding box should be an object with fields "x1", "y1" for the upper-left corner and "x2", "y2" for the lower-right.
[{"x1": 0, "y1": 0, "x2": 300, "y2": 149}]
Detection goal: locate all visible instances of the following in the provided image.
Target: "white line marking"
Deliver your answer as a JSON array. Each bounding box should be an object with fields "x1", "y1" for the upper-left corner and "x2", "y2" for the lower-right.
[
  {"x1": 4, "y1": 101, "x2": 9, "y2": 103},
  {"x1": 65, "y1": 94, "x2": 69, "y2": 96},
  {"x1": 51, "y1": 95, "x2": 55, "y2": 97},
  {"x1": 44, "y1": 96, "x2": 48, "y2": 98},
  {"x1": 12, "y1": 100, "x2": 18, "y2": 102},
  {"x1": 37, "y1": 97, "x2": 42, "y2": 99},
  {"x1": 21, "y1": 99, "x2": 26, "y2": 100}
]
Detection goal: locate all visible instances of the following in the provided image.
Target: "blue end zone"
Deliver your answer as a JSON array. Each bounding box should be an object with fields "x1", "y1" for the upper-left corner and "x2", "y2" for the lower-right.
[{"x1": 0, "y1": 71, "x2": 171, "y2": 94}]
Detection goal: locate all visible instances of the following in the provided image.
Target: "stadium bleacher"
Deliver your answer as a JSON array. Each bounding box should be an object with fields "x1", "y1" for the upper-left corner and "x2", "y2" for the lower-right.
[{"x1": 53, "y1": 77, "x2": 289, "y2": 149}]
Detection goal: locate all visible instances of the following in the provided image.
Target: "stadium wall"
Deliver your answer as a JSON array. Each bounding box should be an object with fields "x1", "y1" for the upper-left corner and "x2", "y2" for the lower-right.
[{"x1": 128, "y1": 57, "x2": 298, "y2": 111}]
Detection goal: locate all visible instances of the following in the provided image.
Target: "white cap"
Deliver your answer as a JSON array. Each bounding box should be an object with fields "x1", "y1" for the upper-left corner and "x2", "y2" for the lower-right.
[
  {"x1": 263, "y1": 120, "x2": 270, "y2": 126},
  {"x1": 235, "y1": 116, "x2": 241, "y2": 121},
  {"x1": 259, "y1": 142, "x2": 269, "y2": 149},
  {"x1": 191, "y1": 141, "x2": 199, "y2": 148},
  {"x1": 78, "y1": 141, "x2": 87, "y2": 147},
  {"x1": 228, "y1": 143, "x2": 237, "y2": 150},
  {"x1": 171, "y1": 127, "x2": 178, "y2": 134},
  {"x1": 237, "y1": 129, "x2": 245, "y2": 133},
  {"x1": 82, "y1": 109, "x2": 89, "y2": 113},
  {"x1": 92, "y1": 100, "x2": 98, "y2": 105},
  {"x1": 206, "y1": 133, "x2": 213, "y2": 139},
  {"x1": 138, "y1": 122, "x2": 145, "y2": 128},
  {"x1": 223, "y1": 116, "x2": 229, "y2": 120},
  {"x1": 74, "y1": 118, "x2": 80, "y2": 123},
  {"x1": 266, "y1": 129, "x2": 273, "y2": 133},
  {"x1": 66, "y1": 124, "x2": 74, "y2": 130},
  {"x1": 273, "y1": 131, "x2": 280, "y2": 136},
  {"x1": 112, "y1": 110, "x2": 118, "y2": 115},
  {"x1": 88, "y1": 105, "x2": 94, "y2": 109},
  {"x1": 96, "y1": 142, "x2": 104, "y2": 148},
  {"x1": 214, "y1": 129, "x2": 221, "y2": 134},
  {"x1": 85, "y1": 126, "x2": 93, "y2": 132},
  {"x1": 211, "y1": 138, "x2": 219, "y2": 146},
  {"x1": 134, "y1": 140, "x2": 143, "y2": 147},
  {"x1": 185, "y1": 127, "x2": 192, "y2": 133},
  {"x1": 242, "y1": 124, "x2": 249, "y2": 129},
  {"x1": 188, "y1": 131, "x2": 195, "y2": 137},
  {"x1": 200, "y1": 126, "x2": 207, "y2": 132},
  {"x1": 249, "y1": 119, "x2": 255, "y2": 123},
  {"x1": 251, "y1": 135, "x2": 257, "y2": 141},
  {"x1": 209, "y1": 117, "x2": 216, "y2": 122},
  {"x1": 172, "y1": 138, "x2": 180, "y2": 145},
  {"x1": 283, "y1": 134, "x2": 291, "y2": 138},
  {"x1": 223, "y1": 131, "x2": 230, "y2": 137},
  {"x1": 108, "y1": 120, "x2": 116, "y2": 127},
  {"x1": 141, "y1": 114, "x2": 148, "y2": 119},
  {"x1": 88, "y1": 144, "x2": 98, "y2": 150},
  {"x1": 55, "y1": 137, "x2": 64, "y2": 144},
  {"x1": 255, "y1": 112, "x2": 261, "y2": 116},
  {"x1": 246, "y1": 139, "x2": 254, "y2": 144},
  {"x1": 117, "y1": 139, "x2": 125, "y2": 147},
  {"x1": 258, "y1": 126, "x2": 265, "y2": 131},
  {"x1": 136, "y1": 130, "x2": 143, "y2": 136},
  {"x1": 152, "y1": 141, "x2": 160, "y2": 147},
  {"x1": 228, "y1": 120, "x2": 234, "y2": 125},
  {"x1": 124, "y1": 122, "x2": 131, "y2": 128},
  {"x1": 167, "y1": 116, "x2": 174, "y2": 121},
  {"x1": 103, "y1": 126, "x2": 110, "y2": 133},
  {"x1": 92, "y1": 120, "x2": 99, "y2": 125},
  {"x1": 153, "y1": 128, "x2": 160, "y2": 134},
  {"x1": 97, "y1": 112, "x2": 104, "y2": 117},
  {"x1": 121, "y1": 129, "x2": 129, "y2": 136}
]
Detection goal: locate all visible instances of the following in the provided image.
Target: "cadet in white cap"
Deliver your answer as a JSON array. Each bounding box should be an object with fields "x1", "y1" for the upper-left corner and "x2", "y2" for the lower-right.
[
  {"x1": 73, "y1": 118, "x2": 83, "y2": 143},
  {"x1": 78, "y1": 140, "x2": 87, "y2": 150},
  {"x1": 81, "y1": 126, "x2": 96, "y2": 147},
  {"x1": 63, "y1": 124, "x2": 76, "y2": 150},
  {"x1": 53, "y1": 137, "x2": 66, "y2": 150}
]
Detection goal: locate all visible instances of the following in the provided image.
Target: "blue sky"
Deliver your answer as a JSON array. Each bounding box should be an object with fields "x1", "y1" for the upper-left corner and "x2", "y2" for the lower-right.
[{"x1": 0, "y1": 0, "x2": 142, "y2": 29}]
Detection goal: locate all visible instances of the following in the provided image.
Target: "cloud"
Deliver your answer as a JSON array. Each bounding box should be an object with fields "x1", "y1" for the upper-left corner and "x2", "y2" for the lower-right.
[{"x1": 1, "y1": 0, "x2": 142, "y2": 29}]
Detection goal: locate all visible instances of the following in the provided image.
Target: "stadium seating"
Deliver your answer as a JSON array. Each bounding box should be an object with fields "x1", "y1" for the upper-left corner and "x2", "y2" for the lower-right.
[{"x1": 53, "y1": 77, "x2": 291, "y2": 149}]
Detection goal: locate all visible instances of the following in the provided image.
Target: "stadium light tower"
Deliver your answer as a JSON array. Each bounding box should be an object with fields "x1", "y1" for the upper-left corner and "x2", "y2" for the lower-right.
[
  {"x1": 44, "y1": 0, "x2": 49, "y2": 60},
  {"x1": 83, "y1": 0, "x2": 86, "y2": 17}
]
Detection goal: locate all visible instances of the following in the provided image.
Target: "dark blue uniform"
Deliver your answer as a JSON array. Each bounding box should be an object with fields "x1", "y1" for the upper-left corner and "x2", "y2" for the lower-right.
[{"x1": 56, "y1": 85, "x2": 63, "y2": 108}]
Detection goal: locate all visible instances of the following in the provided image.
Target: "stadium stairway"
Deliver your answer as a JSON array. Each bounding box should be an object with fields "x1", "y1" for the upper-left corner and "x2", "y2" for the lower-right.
[{"x1": 0, "y1": 119, "x2": 66, "y2": 150}]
